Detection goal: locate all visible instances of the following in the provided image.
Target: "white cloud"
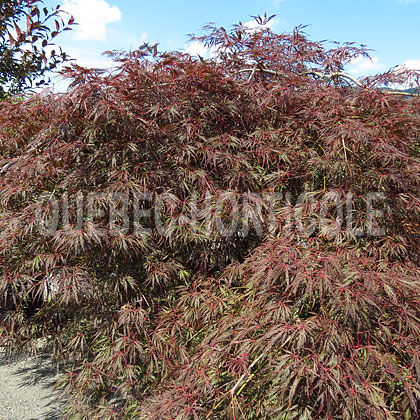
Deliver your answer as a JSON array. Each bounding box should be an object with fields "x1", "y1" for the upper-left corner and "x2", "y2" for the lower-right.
[
  {"x1": 184, "y1": 40, "x2": 210, "y2": 57},
  {"x1": 47, "y1": 47, "x2": 114, "y2": 93},
  {"x1": 273, "y1": 0, "x2": 287, "y2": 5},
  {"x1": 65, "y1": 48, "x2": 114, "y2": 69},
  {"x1": 400, "y1": 59, "x2": 420, "y2": 70},
  {"x1": 397, "y1": 0, "x2": 420, "y2": 3},
  {"x1": 184, "y1": 38, "x2": 219, "y2": 59},
  {"x1": 62, "y1": 0, "x2": 122, "y2": 41},
  {"x1": 243, "y1": 18, "x2": 277, "y2": 32},
  {"x1": 348, "y1": 56, "x2": 381, "y2": 75},
  {"x1": 184, "y1": 18, "x2": 276, "y2": 59},
  {"x1": 139, "y1": 32, "x2": 149, "y2": 43}
]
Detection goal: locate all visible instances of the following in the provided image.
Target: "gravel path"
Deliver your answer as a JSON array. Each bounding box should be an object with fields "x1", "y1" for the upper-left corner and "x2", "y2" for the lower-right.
[{"x1": 0, "y1": 351, "x2": 64, "y2": 420}]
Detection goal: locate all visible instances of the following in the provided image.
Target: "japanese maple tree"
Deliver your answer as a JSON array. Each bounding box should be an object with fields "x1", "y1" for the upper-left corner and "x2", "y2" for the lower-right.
[{"x1": 1, "y1": 16, "x2": 420, "y2": 420}]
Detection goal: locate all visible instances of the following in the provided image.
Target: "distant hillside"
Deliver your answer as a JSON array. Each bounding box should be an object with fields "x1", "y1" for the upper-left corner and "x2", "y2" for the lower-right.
[
  {"x1": 404, "y1": 87, "x2": 420, "y2": 94},
  {"x1": 378, "y1": 86, "x2": 420, "y2": 95}
]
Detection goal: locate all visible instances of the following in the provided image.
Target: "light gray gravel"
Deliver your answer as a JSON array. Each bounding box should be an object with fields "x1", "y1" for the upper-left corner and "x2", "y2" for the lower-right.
[{"x1": 0, "y1": 351, "x2": 64, "y2": 420}]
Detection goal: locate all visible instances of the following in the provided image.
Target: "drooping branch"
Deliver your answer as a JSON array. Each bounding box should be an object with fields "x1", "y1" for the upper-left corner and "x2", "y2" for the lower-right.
[
  {"x1": 0, "y1": 161, "x2": 13, "y2": 174},
  {"x1": 375, "y1": 90, "x2": 420, "y2": 96},
  {"x1": 236, "y1": 67, "x2": 420, "y2": 96},
  {"x1": 237, "y1": 67, "x2": 278, "y2": 76},
  {"x1": 305, "y1": 70, "x2": 364, "y2": 87}
]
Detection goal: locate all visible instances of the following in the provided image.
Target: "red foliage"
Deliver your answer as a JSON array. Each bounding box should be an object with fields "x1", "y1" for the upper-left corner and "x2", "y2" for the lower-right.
[{"x1": 1, "y1": 17, "x2": 420, "y2": 419}]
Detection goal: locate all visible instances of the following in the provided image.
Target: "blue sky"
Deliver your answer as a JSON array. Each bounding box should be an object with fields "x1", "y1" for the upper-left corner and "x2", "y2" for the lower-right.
[{"x1": 43, "y1": 0, "x2": 420, "y2": 84}]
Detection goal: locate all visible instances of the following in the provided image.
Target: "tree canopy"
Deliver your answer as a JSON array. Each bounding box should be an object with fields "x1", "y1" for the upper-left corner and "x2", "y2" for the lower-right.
[
  {"x1": 0, "y1": 0, "x2": 73, "y2": 99},
  {"x1": 0, "y1": 17, "x2": 420, "y2": 420}
]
